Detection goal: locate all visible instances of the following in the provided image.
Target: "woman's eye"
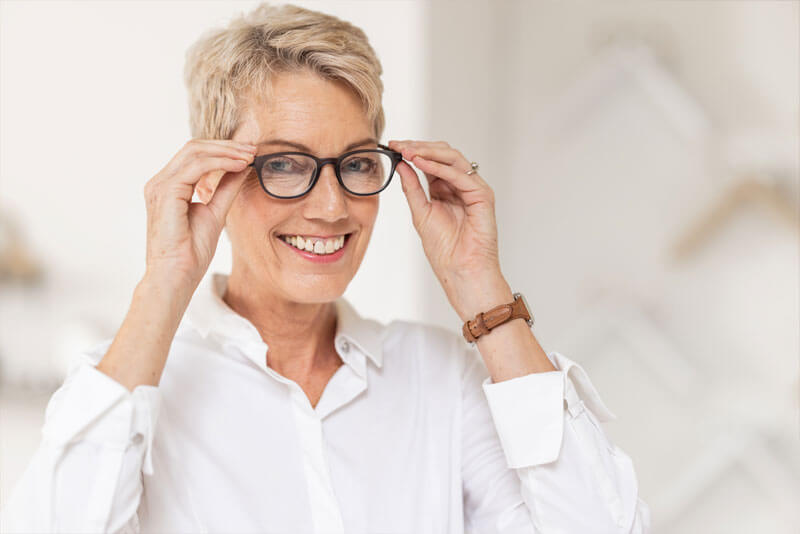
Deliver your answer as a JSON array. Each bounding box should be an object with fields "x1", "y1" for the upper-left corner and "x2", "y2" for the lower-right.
[
  {"x1": 269, "y1": 160, "x2": 293, "y2": 172},
  {"x1": 345, "y1": 158, "x2": 374, "y2": 172}
]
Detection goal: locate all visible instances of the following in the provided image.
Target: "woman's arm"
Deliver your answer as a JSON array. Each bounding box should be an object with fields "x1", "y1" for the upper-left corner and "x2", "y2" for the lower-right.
[
  {"x1": 389, "y1": 138, "x2": 649, "y2": 530},
  {"x1": 0, "y1": 340, "x2": 160, "y2": 533},
  {"x1": 97, "y1": 138, "x2": 255, "y2": 392},
  {"x1": 460, "y1": 343, "x2": 651, "y2": 533},
  {"x1": 1, "y1": 263, "x2": 189, "y2": 533},
  {"x1": 96, "y1": 273, "x2": 193, "y2": 392},
  {"x1": 1, "y1": 139, "x2": 254, "y2": 532}
]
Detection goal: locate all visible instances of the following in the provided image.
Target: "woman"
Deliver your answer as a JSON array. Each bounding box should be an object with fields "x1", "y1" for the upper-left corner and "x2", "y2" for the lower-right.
[{"x1": 2, "y1": 3, "x2": 650, "y2": 533}]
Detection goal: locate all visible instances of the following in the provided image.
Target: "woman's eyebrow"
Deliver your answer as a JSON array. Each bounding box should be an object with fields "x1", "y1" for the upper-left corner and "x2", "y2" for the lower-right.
[{"x1": 256, "y1": 137, "x2": 377, "y2": 153}]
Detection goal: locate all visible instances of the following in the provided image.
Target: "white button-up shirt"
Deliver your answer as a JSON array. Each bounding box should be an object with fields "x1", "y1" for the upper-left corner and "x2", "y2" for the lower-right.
[{"x1": 2, "y1": 272, "x2": 650, "y2": 533}]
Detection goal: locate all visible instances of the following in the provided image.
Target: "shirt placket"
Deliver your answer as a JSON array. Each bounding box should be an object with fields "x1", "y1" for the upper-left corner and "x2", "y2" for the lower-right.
[
  {"x1": 288, "y1": 392, "x2": 345, "y2": 534},
  {"x1": 237, "y1": 333, "x2": 367, "y2": 533},
  {"x1": 250, "y1": 348, "x2": 346, "y2": 534}
]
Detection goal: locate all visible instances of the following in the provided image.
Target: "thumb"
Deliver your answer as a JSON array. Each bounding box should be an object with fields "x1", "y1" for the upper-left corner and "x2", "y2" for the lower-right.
[
  {"x1": 397, "y1": 161, "x2": 430, "y2": 229},
  {"x1": 206, "y1": 169, "x2": 248, "y2": 223}
]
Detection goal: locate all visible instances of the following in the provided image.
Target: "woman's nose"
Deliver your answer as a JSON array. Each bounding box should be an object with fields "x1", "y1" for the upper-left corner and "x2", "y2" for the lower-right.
[{"x1": 302, "y1": 163, "x2": 348, "y2": 221}]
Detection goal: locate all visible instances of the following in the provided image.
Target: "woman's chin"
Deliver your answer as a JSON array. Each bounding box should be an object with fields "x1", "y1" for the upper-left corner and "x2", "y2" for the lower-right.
[{"x1": 281, "y1": 277, "x2": 349, "y2": 304}]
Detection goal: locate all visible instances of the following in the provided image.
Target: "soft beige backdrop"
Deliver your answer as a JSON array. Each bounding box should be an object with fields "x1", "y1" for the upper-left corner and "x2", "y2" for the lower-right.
[{"x1": 1, "y1": 2, "x2": 798, "y2": 533}]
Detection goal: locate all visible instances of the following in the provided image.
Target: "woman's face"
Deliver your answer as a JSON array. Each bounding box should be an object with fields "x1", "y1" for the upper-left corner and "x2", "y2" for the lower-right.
[{"x1": 224, "y1": 70, "x2": 379, "y2": 304}]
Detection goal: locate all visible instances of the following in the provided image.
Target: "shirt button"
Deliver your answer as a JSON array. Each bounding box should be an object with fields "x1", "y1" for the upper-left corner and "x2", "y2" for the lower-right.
[
  {"x1": 340, "y1": 340, "x2": 350, "y2": 353},
  {"x1": 131, "y1": 433, "x2": 144, "y2": 445}
]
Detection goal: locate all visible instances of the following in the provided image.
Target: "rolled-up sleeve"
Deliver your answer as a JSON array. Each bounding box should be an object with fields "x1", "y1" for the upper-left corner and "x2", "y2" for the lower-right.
[
  {"x1": 461, "y1": 346, "x2": 650, "y2": 533},
  {"x1": 0, "y1": 342, "x2": 161, "y2": 534}
]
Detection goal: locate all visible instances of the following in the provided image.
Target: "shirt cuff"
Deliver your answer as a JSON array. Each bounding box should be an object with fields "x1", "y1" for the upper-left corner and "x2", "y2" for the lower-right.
[
  {"x1": 481, "y1": 350, "x2": 615, "y2": 469},
  {"x1": 41, "y1": 356, "x2": 161, "y2": 475}
]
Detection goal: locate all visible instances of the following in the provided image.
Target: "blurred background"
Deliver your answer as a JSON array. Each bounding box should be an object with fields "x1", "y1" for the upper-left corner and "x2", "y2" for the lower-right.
[{"x1": 1, "y1": 1, "x2": 798, "y2": 532}]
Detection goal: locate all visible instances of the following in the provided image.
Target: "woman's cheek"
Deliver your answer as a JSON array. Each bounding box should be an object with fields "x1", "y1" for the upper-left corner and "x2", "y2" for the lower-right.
[
  {"x1": 362, "y1": 196, "x2": 379, "y2": 226},
  {"x1": 238, "y1": 174, "x2": 263, "y2": 196}
]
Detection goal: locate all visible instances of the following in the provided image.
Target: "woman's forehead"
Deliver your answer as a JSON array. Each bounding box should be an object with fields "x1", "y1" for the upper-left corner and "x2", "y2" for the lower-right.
[
  {"x1": 239, "y1": 103, "x2": 373, "y2": 153},
  {"x1": 235, "y1": 72, "x2": 373, "y2": 153},
  {"x1": 250, "y1": 101, "x2": 370, "y2": 135},
  {"x1": 247, "y1": 71, "x2": 368, "y2": 122},
  {"x1": 254, "y1": 137, "x2": 377, "y2": 153}
]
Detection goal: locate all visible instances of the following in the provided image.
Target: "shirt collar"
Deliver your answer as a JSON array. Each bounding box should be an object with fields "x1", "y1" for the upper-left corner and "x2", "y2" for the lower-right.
[{"x1": 183, "y1": 271, "x2": 384, "y2": 372}]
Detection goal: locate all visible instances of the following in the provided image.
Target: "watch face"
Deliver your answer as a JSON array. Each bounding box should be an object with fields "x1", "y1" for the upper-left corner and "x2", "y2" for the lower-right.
[{"x1": 514, "y1": 292, "x2": 534, "y2": 326}]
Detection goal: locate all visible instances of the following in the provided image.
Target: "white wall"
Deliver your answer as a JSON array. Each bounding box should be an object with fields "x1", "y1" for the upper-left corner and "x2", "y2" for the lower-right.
[
  {"x1": 0, "y1": 0, "x2": 428, "y2": 502},
  {"x1": 420, "y1": 1, "x2": 799, "y2": 532}
]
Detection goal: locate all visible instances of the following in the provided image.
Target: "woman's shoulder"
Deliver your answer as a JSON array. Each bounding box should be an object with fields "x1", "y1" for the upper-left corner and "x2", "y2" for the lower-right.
[
  {"x1": 381, "y1": 318, "x2": 471, "y2": 370},
  {"x1": 62, "y1": 323, "x2": 218, "y2": 389},
  {"x1": 383, "y1": 318, "x2": 462, "y2": 347}
]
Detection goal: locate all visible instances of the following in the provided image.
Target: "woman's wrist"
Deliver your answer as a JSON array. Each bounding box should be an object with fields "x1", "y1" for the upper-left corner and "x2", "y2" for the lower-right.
[
  {"x1": 139, "y1": 270, "x2": 197, "y2": 312},
  {"x1": 96, "y1": 276, "x2": 191, "y2": 392},
  {"x1": 451, "y1": 272, "x2": 514, "y2": 322}
]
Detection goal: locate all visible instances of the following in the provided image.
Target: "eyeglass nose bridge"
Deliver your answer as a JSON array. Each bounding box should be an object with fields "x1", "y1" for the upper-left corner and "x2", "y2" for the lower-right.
[
  {"x1": 312, "y1": 156, "x2": 344, "y2": 181},
  {"x1": 304, "y1": 155, "x2": 349, "y2": 198}
]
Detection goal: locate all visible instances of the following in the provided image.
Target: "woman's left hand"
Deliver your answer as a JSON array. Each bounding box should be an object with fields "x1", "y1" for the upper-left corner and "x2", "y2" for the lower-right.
[{"x1": 388, "y1": 139, "x2": 513, "y2": 322}]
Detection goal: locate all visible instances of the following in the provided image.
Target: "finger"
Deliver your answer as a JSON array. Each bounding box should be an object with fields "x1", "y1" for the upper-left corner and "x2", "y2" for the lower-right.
[
  {"x1": 408, "y1": 145, "x2": 490, "y2": 190},
  {"x1": 161, "y1": 140, "x2": 256, "y2": 183},
  {"x1": 179, "y1": 156, "x2": 252, "y2": 190},
  {"x1": 390, "y1": 141, "x2": 462, "y2": 169},
  {"x1": 396, "y1": 160, "x2": 430, "y2": 227},
  {"x1": 194, "y1": 154, "x2": 252, "y2": 203},
  {"x1": 151, "y1": 157, "x2": 251, "y2": 204},
  {"x1": 394, "y1": 141, "x2": 491, "y2": 189},
  {"x1": 206, "y1": 168, "x2": 249, "y2": 223},
  {"x1": 410, "y1": 154, "x2": 486, "y2": 197},
  {"x1": 389, "y1": 139, "x2": 450, "y2": 151},
  {"x1": 170, "y1": 139, "x2": 256, "y2": 169},
  {"x1": 427, "y1": 176, "x2": 459, "y2": 202}
]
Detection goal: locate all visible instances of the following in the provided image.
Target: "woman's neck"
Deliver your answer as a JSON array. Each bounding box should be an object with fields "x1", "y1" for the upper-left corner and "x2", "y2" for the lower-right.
[{"x1": 222, "y1": 269, "x2": 341, "y2": 380}]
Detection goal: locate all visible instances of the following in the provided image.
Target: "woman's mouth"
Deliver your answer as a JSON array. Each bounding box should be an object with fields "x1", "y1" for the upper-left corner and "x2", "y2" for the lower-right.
[{"x1": 277, "y1": 232, "x2": 353, "y2": 263}]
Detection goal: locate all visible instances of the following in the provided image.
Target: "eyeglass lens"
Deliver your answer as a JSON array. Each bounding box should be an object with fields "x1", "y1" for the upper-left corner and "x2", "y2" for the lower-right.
[{"x1": 257, "y1": 151, "x2": 393, "y2": 197}]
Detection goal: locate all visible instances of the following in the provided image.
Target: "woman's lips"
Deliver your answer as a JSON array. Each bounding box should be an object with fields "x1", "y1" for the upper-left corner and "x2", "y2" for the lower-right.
[{"x1": 277, "y1": 232, "x2": 352, "y2": 263}]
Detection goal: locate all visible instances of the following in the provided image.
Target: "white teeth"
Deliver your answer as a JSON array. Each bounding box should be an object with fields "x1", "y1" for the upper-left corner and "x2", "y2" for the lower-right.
[{"x1": 281, "y1": 234, "x2": 348, "y2": 255}]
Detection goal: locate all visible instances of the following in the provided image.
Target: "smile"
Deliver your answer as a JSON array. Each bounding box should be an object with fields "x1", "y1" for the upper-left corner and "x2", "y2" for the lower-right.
[{"x1": 278, "y1": 233, "x2": 351, "y2": 257}]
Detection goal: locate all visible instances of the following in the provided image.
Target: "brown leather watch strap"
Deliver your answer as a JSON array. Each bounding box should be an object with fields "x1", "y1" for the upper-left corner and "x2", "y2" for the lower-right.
[{"x1": 462, "y1": 292, "x2": 533, "y2": 343}]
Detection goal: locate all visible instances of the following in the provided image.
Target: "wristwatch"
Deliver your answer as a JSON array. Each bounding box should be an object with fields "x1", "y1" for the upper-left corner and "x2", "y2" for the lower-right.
[{"x1": 462, "y1": 292, "x2": 534, "y2": 344}]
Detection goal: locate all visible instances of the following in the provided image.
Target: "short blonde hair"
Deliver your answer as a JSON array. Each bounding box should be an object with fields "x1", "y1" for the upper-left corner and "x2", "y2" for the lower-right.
[{"x1": 183, "y1": 2, "x2": 385, "y2": 141}]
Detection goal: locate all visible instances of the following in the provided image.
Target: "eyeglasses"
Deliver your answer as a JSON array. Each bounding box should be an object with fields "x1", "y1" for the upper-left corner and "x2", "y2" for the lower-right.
[{"x1": 247, "y1": 143, "x2": 403, "y2": 199}]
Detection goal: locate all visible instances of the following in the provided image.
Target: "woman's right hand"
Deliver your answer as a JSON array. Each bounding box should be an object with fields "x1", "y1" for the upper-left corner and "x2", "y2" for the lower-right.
[{"x1": 142, "y1": 139, "x2": 256, "y2": 293}]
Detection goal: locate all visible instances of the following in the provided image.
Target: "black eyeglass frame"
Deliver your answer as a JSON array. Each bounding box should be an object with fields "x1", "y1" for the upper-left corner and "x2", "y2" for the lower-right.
[{"x1": 247, "y1": 143, "x2": 404, "y2": 199}]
